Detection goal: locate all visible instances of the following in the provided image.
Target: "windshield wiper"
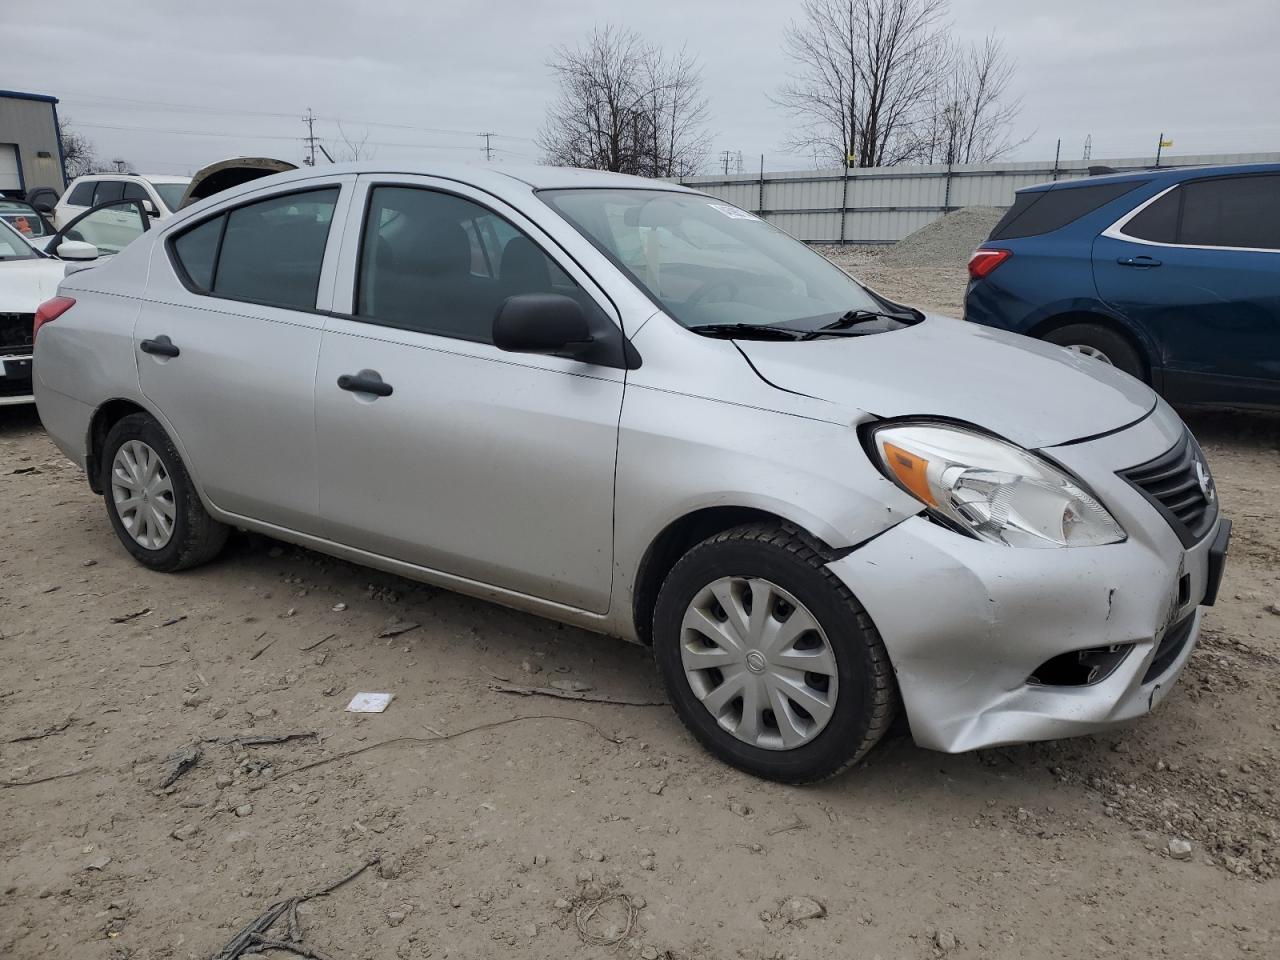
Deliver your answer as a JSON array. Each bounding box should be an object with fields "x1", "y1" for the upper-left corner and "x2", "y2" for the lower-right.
[
  {"x1": 799, "y1": 309, "x2": 913, "y2": 340},
  {"x1": 689, "y1": 323, "x2": 804, "y2": 341}
]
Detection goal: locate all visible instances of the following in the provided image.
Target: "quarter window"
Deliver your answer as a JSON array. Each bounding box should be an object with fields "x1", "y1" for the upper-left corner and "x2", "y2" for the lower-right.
[
  {"x1": 168, "y1": 187, "x2": 339, "y2": 310},
  {"x1": 1122, "y1": 190, "x2": 1180, "y2": 244},
  {"x1": 355, "y1": 186, "x2": 584, "y2": 342},
  {"x1": 1178, "y1": 175, "x2": 1280, "y2": 250}
]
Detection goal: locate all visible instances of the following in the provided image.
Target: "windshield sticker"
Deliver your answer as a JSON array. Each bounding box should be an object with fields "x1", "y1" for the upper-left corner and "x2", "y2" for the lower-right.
[{"x1": 707, "y1": 203, "x2": 758, "y2": 221}]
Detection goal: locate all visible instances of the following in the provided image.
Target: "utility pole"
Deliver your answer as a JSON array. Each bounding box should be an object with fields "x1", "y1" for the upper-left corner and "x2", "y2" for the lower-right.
[
  {"x1": 302, "y1": 108, "x2": 318, "y2": 167},
  {"x1": 479, "y1": 132, "x2": 494, "y2": 162},
  {"x1": 1082, "y1": 134, "x2": 1092, "y2": 161},
  {"x1": 720, "y1": 149, "x2": 736, "y2": 176},
  {"x1": 1052, "y1": 138, "x2": 1061, "y2": 181}
]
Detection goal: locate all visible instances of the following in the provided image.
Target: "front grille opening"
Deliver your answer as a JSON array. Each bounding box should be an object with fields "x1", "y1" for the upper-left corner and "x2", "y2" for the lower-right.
[
  {"x1": 1029, "y1": 644, "x2": 1133, "y2": 687},
  {"x1": 1, "y1": 312, "x2": 34, "y2": 353},
  {"x1": 1142, "y1": 613, "x2": 1196, "y2": 684},
  {"x1": 1119, "y1": 430, "x2": 1217, "y2": 545}
]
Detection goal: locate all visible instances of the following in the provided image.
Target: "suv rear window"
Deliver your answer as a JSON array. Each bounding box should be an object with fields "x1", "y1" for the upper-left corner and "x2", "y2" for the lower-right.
[{"x1": 989, "y1": 181, "x2": 1147, "y2": 241}]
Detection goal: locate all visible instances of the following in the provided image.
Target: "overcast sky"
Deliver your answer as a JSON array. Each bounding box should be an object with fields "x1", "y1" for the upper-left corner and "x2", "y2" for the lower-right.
[{"x1": 4, "y1": 0, "x2": 1277, "y2": 177}]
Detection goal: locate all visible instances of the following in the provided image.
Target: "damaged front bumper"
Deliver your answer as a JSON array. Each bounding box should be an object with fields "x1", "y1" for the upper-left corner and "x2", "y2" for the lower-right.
[{"x1": 830, "y1": 401, "x2": 1228, "y2": 754}]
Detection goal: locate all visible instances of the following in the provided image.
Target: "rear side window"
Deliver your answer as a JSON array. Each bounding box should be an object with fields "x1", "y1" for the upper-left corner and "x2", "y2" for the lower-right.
[
  {"x1": 1178, "y1": 175, "x2": 1280, "y2": 249},
  {"x1": 1122, "y1": 190, "x2": 1180, "y2": 243},
  {"x1": 93, "y1": 181, "x2": 124, "y2": 205},
  {"x1": 169, "y1": 187, "x2": 339, "y2": 310},
  {"x1": 67, "y1": 181, "x2": 96, "y2": 205},
  {"x1": 989, "y1": 181, "x2": 1147, "y2": 240}
]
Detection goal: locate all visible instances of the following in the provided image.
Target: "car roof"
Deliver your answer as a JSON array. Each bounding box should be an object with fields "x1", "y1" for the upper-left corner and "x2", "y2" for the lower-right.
[
  {"x1": 1018, "y1": 161, "x2": 1280, "y2": 194},
  {"x1": 69, "y1": 173, "x2": 190, "y2": 184}
]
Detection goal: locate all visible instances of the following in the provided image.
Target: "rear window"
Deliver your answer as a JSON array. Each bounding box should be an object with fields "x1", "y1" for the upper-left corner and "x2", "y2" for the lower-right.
[
  {"x1": 67, "y1": 181, "x2": 96, "y2": 205},
  {"x1": 989, "y1": 181, "x2": 1147, "y2": 240},
  {"x1": 169, "y1": 187, "x2": 339, "y2": 310}
]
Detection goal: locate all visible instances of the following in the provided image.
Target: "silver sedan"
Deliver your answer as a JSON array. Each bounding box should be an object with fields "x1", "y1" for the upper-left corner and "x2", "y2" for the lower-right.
[{"x1": 33, "y1": 162, "x2": 1230, "y2": 782}]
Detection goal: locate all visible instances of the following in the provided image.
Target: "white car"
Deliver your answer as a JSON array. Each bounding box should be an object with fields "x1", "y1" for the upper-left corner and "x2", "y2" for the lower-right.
[
  {"x1": 52, "y1": 174, "x2": 190, "y2": 229},
  {"x1": 1, "y1": 200, "x2": 151, "y2": 404}
]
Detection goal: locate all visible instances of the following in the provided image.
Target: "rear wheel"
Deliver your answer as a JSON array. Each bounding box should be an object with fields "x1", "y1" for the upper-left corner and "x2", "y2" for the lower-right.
[
  {"x1": 653, "y1": 523, "x2": 897, "y2": 783},
  {"x1": 101, "y1": 413, "x2": 228, "y2": 572},
  {"x1": 1042, "y1": 322, "x2": 1146, "y2": 381}
]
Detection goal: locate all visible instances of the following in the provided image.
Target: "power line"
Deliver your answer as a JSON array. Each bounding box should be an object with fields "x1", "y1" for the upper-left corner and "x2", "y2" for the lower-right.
[{"x1": 479, "y1": 132, "x2": 494, "y2": 162}]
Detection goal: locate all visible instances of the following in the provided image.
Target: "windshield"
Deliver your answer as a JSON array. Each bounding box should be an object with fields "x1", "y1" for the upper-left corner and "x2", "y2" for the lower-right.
[
  {"x1": 152, "y1": 181, "x2": 189, "y2": 212},
  {"x1": 540, "y1": 188, "x2": 886, "y2": 331},
  {"x1": 0, "y1": 217, "x2": 38, "y2": 260},
  {"x1": 0, "y1": 200, "x2": 52, "y2": 239}
]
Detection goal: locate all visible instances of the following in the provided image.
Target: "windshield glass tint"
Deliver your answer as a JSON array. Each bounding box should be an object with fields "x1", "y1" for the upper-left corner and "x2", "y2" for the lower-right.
[
  {"x1": 0, "y1": 218, "x2": 37, "y2": 259},
  {"x1": 540, "y1": 189, "x2": 882, "y2": 330},
  {"x1": 152, "y1": 182, "x2": 189, "y2": 212}
]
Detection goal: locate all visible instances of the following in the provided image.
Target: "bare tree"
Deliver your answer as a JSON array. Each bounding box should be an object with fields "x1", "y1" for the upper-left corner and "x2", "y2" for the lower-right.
[
  {"x1": 328, "y1": 123, "x2": 374, "y2": 163},
  {"x1": 58, "y1": 117, "x2": 98, "y2": 179},
  {"x1": 775, "y1": 0, "x2": 949, "y2": 168},
  {"x1": 928, "y1": 34, "x2": 1025, "y2": 164},
  {"x1": 537, "y1": 26, "x2": 710, "y2": 177}
]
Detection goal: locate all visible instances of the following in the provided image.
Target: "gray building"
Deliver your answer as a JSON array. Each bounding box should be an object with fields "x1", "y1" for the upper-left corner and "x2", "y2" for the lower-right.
[{"x1": 0, "y1": 90, "x2": 66, "y2": 196}]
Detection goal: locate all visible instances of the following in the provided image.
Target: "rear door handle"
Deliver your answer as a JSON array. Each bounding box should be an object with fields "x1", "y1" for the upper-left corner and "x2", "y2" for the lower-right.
[
  {"x1": 1117, "y1": 256, "x2": 1162, "y2": 268},
  {"x1": 140, "y1": 335, "x2": 180, "y2": 357},
  {"x1": 337, "y1": 372, "x2": 393, "y2": 397}
]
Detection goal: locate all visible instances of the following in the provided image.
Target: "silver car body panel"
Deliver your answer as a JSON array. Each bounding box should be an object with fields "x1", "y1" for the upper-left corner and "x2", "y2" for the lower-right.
[{"x1": 34, "y1": 161, "x2": 1222, "y2": 755}]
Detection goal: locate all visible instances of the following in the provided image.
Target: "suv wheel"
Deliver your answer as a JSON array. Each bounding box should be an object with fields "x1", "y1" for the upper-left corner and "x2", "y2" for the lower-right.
[
  {"x1": 101, "y1": 413, "x2": 228, "y2": 571},
  {"x1": 653, "y1": 523, "x2": 898, "y2": 783},
  {"x1": 1043, "y1": 322, "x2": 1145, "y2": 381}
]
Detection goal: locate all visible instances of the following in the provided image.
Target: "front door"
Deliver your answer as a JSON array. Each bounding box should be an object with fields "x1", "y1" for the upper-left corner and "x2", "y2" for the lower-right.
[
  {"x1": 1093, "y1": 173, "x2": 1280, "y2": 406},
  {"x1": 136, "y1": 181, "x2": 350, "y2": 532},
  {"x1": 314, "y1": 179, "x2": 623, "y2": 613}
]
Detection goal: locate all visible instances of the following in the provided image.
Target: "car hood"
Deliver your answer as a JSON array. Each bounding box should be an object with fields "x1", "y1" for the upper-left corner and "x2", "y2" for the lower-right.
[
  {"x1": 0, "y1": 258, "x2": 65, "y2": 313},
  {"x1": 736, "y1": 314, "x2": 1156, "y2": 449}
]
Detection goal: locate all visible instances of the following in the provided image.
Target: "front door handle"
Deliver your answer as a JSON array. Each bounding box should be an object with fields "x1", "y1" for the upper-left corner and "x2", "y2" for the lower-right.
[
  {"x1": 337, "y1": 372, "x2": 393, "y2": 397},
  {"x1": 1117, "y1": 256, "x2": 1162, "y2": 268},
  {"x1": 140, "y1": 335, "x2": 180, "y2": 357}
]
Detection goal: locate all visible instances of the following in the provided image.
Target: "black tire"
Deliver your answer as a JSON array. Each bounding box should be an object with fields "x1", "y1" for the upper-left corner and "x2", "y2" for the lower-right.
[
  {"x1": 100, "y1": 412, "x2": 228, "y2": 572},
  {"x1": 652, "y1": 522, "x2": 898, "y2": 783},
  {"x1": 1042, "y1": 322, "x2": 1146, "y2": 381}
]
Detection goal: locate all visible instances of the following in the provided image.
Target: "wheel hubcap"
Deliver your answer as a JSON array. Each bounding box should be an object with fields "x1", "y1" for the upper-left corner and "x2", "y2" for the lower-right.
[
  {"x1": 111, "y1": 440, "x2": 175, "y2": 550},
  {"x1": 1066, "y1": 343, "x2": 1114, "y2": 365},
  {"x1": 680, "y1": 576, "x2": 838, "y2": 751}
]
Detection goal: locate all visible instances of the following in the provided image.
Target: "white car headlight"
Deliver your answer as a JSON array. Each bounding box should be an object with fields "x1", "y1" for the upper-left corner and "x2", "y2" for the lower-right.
[{"x1": 869, "y1": 423, "x2": 1125, "y2": 548}]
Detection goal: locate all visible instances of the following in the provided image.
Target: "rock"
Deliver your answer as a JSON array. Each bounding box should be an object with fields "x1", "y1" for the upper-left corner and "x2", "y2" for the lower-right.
[
  {"x1": 729, "y1": 802, "x2": 751, "y2": 817},
  {"x1": 82, "y1": 559, "x2": 97, "y2": 567},
  {"x1": 641, "y1": 947, "x2": 660, "y2": 960},
  {"x1": 85, "y1": 855, "x2": 112, "y2": 871},
  {"x1": 522, "y1": 922, "x2": 538, "y2": 938},
  {"x1": 550, "y1": 679, "x2": 593, "y2": 693},
  {"x1": 215, "y1": 774, "x2": 233, "y2": 789},
  {"x1": 379, "y1": 856, "x2": 402, "y2": 880},
  {"x1": 235, "y1": 804, "x2": 254, "y2": 818},
  {"x1": 648, "y1": 781, "x2": 666, "y2": 796},
  {"x1": 171, "y1": 824, "x2": 199, "y2": 841},
  {"x1": 532, "y1": 854, "x2": 548, "y2": 867},
  {"x1": 1265, "y1": 602, "x2": 1280, "y2": 616},
  {"x1": 332, "y1": 602, "x2": 347, "y2": 612},
  {"x1": 250, "y1": 707, "x2": 275, "y2": 720},
  {"x1": 781, "y1": 896, "x2": 825, "y2": 922},
  {"x1": 1168, "y1": 838, "x2": 1193, "y2": 860},
  {"x1": 580, "y1": 847, "x2": 605, "y2": 862},
  {"x1": 554, "y1": 897, "x2": 572, "y2": 911},
  {"x1": 387, "y1": 910, "x2": 407, "y2": 927},
  {"x1": 181, "y1": 692, "x2": 208, "y2": 708},
  {"x1": 639, "y1": 855, "x2": 656, "y2": 871},
  {"x1": 933, "y1": 929, "x2": 958, "y2": 952}
]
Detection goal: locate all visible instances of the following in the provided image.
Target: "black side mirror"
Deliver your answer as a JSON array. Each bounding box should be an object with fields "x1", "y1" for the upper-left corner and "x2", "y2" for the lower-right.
[
  {"x1": 32, "y1": 198, "x2": 55, "y2": 214},
  {"x1": 493, "y1": 293, "x2": 592, "y2": 356}
]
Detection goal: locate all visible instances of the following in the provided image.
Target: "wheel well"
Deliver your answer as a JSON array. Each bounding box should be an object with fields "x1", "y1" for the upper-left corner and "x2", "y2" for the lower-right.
[
  {"x1": 631, "y1": 507, "x2": 834, "y2": 646},
  {"x1": 1028, "y1": 311, "x2": 1150, "y2": 378},
  {"x1": 86, "y1": 399, "x2": 147, "y2": 493}
]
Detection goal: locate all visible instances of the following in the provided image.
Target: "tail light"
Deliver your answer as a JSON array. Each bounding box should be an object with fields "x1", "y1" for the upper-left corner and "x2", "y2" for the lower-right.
[
  {"x1": 967, "y1": 248, "x2": 1011, "y2": 280},
  {"x1": 33, "y1": 296, "x2": 76, "y2": 339}
]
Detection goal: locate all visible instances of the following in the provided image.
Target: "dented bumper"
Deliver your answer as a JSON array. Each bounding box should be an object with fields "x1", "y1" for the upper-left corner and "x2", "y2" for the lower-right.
[{"x1": 829, "y1": 400, "x2": 1226, "y2": 754}]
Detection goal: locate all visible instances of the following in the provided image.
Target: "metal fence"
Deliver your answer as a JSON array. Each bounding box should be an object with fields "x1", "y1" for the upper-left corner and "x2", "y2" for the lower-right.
[{"x1": 674, "y1": 152, "x2": 1280, "y2": 245}]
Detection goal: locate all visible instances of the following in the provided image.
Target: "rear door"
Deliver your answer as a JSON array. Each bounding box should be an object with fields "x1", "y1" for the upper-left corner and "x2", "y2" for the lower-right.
[
  {"x1": 313, "y1": 176, "x2": 624, "y2": 612},
  {"x1": 136, "y1": 178, "x2": 353, "y2": 533},
  {"x1": 1093, "y1": 173, "x2": 1280, "y2": 405}
]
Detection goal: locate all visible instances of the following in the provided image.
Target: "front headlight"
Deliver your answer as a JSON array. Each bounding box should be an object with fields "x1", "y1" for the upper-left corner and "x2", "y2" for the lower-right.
[{"x1": 869, "y1": 423, "x2": 1125, "y2": 548}]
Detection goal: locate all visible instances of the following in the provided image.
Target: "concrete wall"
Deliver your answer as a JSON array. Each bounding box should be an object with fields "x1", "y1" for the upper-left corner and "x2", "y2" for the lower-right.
[
  {"x1": 675, "y1": 152, "x2": 1280, "y2": 244},
  {"x1": 0, "y1": 91, "x2": 66, "y2": 194}
]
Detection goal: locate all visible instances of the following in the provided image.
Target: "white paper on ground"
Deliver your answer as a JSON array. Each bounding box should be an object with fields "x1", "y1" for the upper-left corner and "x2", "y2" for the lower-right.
[{"x1": 345, "y1": 692, "x2": 394, "y2": 713}]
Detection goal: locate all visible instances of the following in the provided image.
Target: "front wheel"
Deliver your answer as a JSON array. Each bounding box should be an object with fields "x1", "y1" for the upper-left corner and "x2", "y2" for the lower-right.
[
  {"x1": 653, "y1": 523, "x2": 898, "y2": 783},
  {"x1": 101, "y1": 412, "x2": 228, "y2": 572}
]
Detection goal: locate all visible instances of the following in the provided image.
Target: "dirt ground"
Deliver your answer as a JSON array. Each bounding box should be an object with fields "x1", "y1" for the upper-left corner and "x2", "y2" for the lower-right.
[{"x1": 3, "y1": 259, "x2": 1279, "y2": 959}]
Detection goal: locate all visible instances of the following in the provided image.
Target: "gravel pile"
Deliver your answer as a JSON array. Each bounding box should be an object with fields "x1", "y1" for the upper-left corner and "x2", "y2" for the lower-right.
[{"x1": 877, "y1": 206, "x2": 1005, "y2": 269}]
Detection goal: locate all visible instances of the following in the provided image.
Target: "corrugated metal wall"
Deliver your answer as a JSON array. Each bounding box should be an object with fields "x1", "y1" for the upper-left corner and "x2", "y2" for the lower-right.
[
  {"x1": 675, "y1": 153, "x2": 1280, "y2": 244},
  {"x1": 0, "y1": 94, "x2": 65, "y2": 193}
]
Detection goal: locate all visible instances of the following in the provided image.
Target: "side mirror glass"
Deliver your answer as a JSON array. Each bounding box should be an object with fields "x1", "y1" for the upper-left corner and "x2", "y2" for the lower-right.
[
  {"x1": 57, "y1": 239, "x2": 99, "y2": 261},
  {"x1": 493, "y1": 293, "x2": 591, "y2": 356}
]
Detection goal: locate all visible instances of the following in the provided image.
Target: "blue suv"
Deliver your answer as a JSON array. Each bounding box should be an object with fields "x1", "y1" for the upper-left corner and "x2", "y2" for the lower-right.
[{"x1": 964, "y1": 163, "x2": 1280, "y2": 409}]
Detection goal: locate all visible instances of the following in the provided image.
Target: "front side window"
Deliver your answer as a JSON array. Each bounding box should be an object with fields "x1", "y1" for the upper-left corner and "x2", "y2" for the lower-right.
[
  {"x1": 170, "y1": 188, "x2": 339, "y2": 310},
  {"x1": 92, "y1": 181, "x2": 124, "y2": 205},
  {"x1": 152, "y1": 182, "x2": 189, "y2": 212},
  {"x1": 1178, "y1": 175, "x2": 1280, "y2": 250},
  {"x1": 0, "y1": 218, "x2": 37, "y2": 260},
  {"x1": 64, "y1": 201, "x2": 147, "y2": 255},
  {"x1": 355, "y1": 186, "x2": 585, "y2": 342},
  {"x1": 0, "y1": 200, "x2": 53, "y2": 238},
  {"x1": 67, "y1": 181, "x2": 96, "y2": 205},
  {"x1": 541, "y1": 188, "x2": 885, "y2": 331},
  {"x1": 121, "y1": 182, "x2": 150, "y2": 202}
]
